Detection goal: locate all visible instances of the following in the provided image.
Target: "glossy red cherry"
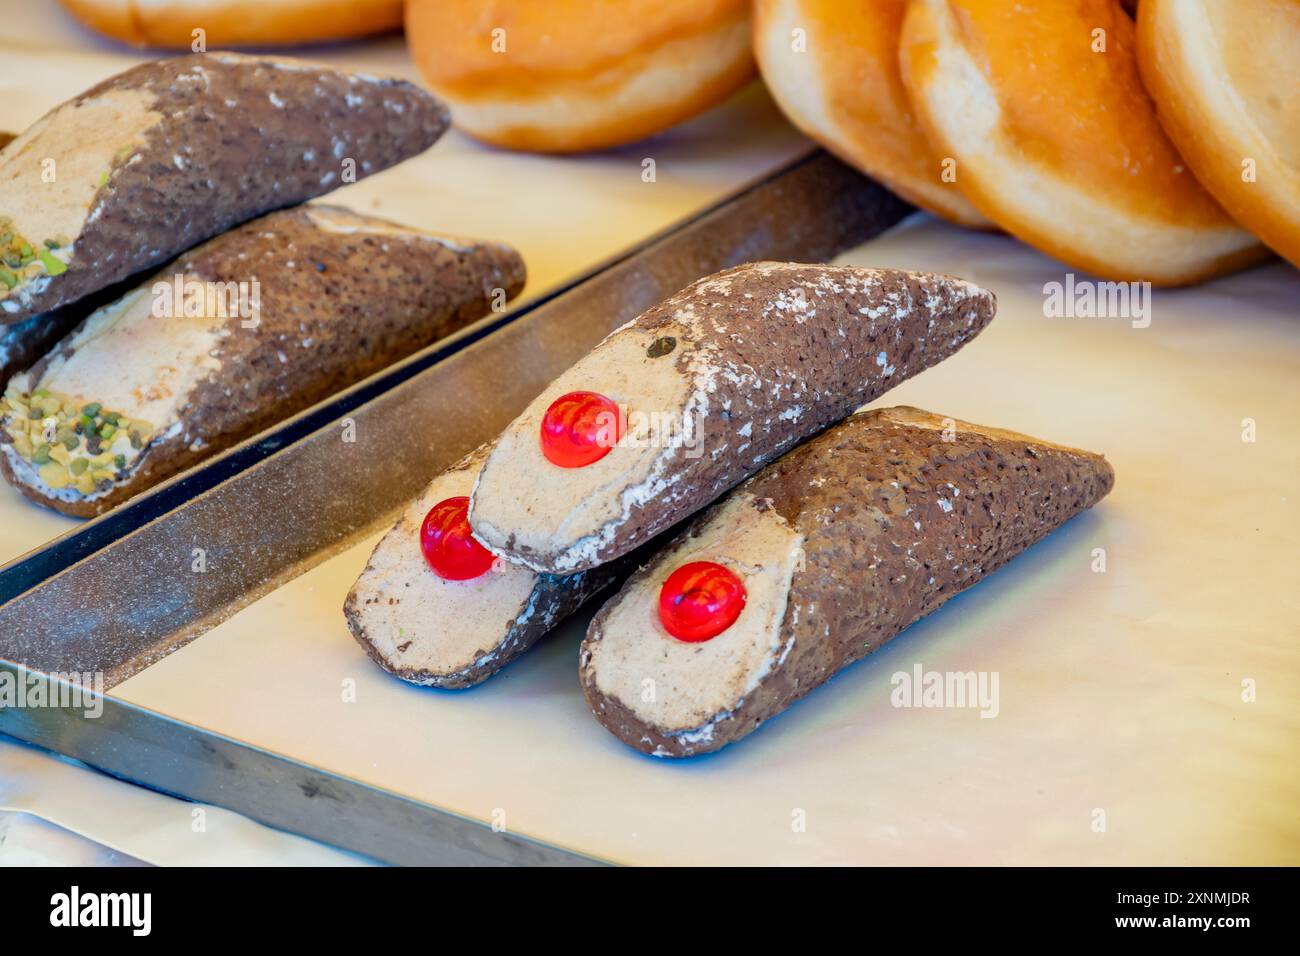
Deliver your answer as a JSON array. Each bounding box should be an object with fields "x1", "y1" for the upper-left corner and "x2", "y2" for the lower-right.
[
  {"x1": 658, "y1": 561, "x2": 747, "y2": 642},
  {"x1": 420, "y1": 496, "x2": 495, "y2": 581},
  {"x1": 539, "y1": 390, "x2": 622, "y2": 468}
]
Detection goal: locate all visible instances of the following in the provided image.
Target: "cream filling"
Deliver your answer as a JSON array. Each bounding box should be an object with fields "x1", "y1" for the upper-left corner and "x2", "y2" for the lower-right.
[
  {"x1": 588, "y1": 493, "x2": 804, "y2": 736},
  {"x1": 0, "y1": 87, "x2": 160, "y2": 310},
  {"x1": 350, "y1": 461, "x2": 538, "y2": 679},
  {"x1": 4, "y1": 279, "x2": 223, "y2": 498},
  {"x1": 471, "y1": 326, "x2": 694, "y2": 570},
  {"x1": 32, "y1": 284, "x2": 223, "y2": 430}
]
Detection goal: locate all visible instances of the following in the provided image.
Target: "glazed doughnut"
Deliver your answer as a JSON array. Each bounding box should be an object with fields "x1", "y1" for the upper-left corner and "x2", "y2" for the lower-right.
[
  {"x1": 1138, "y1": 0, "x2": 1300, "y2": 270},
  {"x1": 753, "y1": 0, "x2": 987, "y2": 227},
  {"x1": 404, "y1": 0, "x2": 756, "y2": 153},
  {"x1": 899, "y1": 0, "x2": 1266, "y2": 286},
  {"x1": 56, "y1": 0, "x2": 402, "y2": 47}
]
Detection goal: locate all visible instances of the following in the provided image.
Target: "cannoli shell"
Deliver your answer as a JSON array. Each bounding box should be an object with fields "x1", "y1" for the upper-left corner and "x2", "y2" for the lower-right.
[{"x1": 581, "y1": 406, "x2": 1115, "y2": 756}]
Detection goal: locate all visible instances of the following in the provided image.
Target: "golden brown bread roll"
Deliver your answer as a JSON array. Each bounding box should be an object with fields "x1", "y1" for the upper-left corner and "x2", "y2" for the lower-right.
[
  {"x1": 404, "y1": 0, "x2": 756, "y2": 153},
  {"x1": 898, "y1": 0, "x2": 1266, "y2": 285},
  {"x1": 753, "y1": 0, "x2": 987, "y2": 227},
  {"x1": 56, "y1": 0, "x2": 402, "y2": 48},
  {"x1": 1137, "y1": 0, "x2": 1300, "y2": 270}
]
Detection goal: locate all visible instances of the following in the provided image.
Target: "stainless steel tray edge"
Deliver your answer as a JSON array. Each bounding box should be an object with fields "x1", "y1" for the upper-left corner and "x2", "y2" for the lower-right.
[
  {"x1": 0, "y1": 661, "x2": 607, "y2": 866},
  {"x1": 0, "y1": 151, "x2": 910, "y2": 680}
]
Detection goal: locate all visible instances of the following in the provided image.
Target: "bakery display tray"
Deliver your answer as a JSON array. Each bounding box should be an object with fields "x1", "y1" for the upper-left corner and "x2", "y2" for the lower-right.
[{"x1": 0, "y1": 152, "x2": 909, "y2": 864}]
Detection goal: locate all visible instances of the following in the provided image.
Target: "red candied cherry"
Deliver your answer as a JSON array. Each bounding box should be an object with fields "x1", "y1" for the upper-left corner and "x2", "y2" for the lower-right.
[
  {"x1": 420, "y1": 496, "x2": 495, "y2": 581},
  {"x1": 658, "y1": 561, "x2": 747, "y2": 642},
  {"x1": 539, "y1": 390, "x2": 622, "y2": 468}
]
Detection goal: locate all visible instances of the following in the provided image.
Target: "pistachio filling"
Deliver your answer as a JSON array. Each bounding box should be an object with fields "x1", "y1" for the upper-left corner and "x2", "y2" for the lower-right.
[
  {"x1": 0, "y1": 217, "x2": 72, "y2": 299},
  {"x1": 2, "y1": 386, "x2": 154, "y2": 495}
]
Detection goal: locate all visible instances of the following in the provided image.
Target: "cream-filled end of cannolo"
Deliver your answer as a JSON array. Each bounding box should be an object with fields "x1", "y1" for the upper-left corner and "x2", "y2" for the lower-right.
[
  {"x1": 0, "y1": 89, "x2": 160, "y2": 314},
  {"x1": 471, "y1": 263, "x2": 997, "y2": 575},
  {"x1": 1, "y1": 281, "x2": 223, "y2": 502},
  {"x1": 470, "y1": 325, "x2": 695, "y2": 572},
  {"x1": 583, "y1": 404, "x2": 1115, "y2": 757},
  {"x1": 584, "y1": 493, "x2": 804, "y2": 740},
  {"x1": 346, "y1": 461, "x2": 538, "y2": 685}
]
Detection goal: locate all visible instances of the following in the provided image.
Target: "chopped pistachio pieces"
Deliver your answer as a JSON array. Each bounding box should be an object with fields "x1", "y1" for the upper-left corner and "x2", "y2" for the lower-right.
[
  {"x1": 0, "y1": 217, "x2": 72, "y2": 299},
  {"x1": 1, "y1": 385, "x2": 156, "y2": 495},
  {"x1": 38, "y1": 249, "x2": 67, "y2": 276},
  {"x1": 38, "y1": 461, "x2": 70, "y2": 489}
]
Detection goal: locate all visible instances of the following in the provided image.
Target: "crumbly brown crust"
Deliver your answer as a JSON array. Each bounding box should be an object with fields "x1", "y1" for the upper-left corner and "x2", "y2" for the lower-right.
[
  {"x1": 474, "y1": 262, "x2": 996, "y2": 573},
  {"x1": 0, "y1": 52, "x2": 447, "y2": 323},
  {"x1": 581, "y1": 406, "x2": 1115, "y2": 756},
  {"x1": 2, "y1": 205, "x2": 524, "y2": 517}
]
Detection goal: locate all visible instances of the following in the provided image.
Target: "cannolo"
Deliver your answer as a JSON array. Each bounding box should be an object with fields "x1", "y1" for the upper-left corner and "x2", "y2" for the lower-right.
[
  {"x1": 470, "y1": 262, "x2": 996, "y2": 574},
  {"x1": 1, "y1": 205, "x2": 524, "y2": 517},
  {"x1": 0, "y1": 52, "x2": 447, "y2": 323},
  {"x1": 580, "y1": 406, "x2": 1114, "y2": 757},
  {"x1": 345, "y1": 445, "x2": 623, "y2": 688}
]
